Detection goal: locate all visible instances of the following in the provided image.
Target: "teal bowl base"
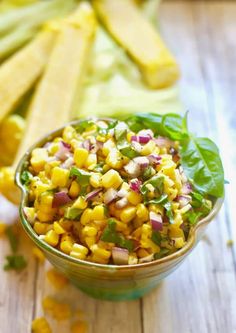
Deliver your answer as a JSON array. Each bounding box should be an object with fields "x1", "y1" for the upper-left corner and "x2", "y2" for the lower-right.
[{"x1": 71, "y1": 281, "x2": 160, "y2": 301}]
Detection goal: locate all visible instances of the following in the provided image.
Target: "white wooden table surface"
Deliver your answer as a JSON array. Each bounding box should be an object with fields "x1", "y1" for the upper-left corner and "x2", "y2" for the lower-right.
[{"x1": 0, "y1": 1, "x2": 236, "y2": 332}]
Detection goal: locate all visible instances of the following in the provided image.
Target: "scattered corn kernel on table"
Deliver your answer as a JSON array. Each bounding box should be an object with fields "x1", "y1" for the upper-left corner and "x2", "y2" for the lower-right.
[{"x1": 1, "y1": 1, "x2": 236, "y2": 332}]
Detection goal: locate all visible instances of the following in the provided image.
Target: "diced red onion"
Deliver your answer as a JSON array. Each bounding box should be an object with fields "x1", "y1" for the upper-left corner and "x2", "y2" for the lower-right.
[
  {"x1": 147, "y1": 154, "x2": 162, "y2": 165},
  {"x1": 139, "y1": 254, "x2": 154, "y2": 263},
  {"x1": 112, "y1": 247, "x2": 129, "y2": 265},
  {"x1": 52, "y1": 192, "x2": 72, "y2": 208},
  {"x1": 124, "y1": 160, "x2": 141, "y2": 177},
  {"x1": 177, "y1": 195, "x2": 191, "y2": 208},
  {"x1": 133, "y1": 156, "x2": 149, "y2": 168},
  {"x1": 117, "y1": 189, "x2": 128, "y2": 198},
  {"x1": 61, "y1": 157, "x2": 74, "y2": 169},
  {"x1": 115, "y1": 197, "x2": 128, "y2": 209},
  {"x1": 61, "y1": 141, "x2": 71, "y2": 149},
  {"x1": 85, "y1": 188, "x2": 103, "y2": 201},
  {"x1": 55, "y1": 141, "x2": 71, "y2": 161},
  {"x1": 138, "y1": 129, "x2": 154, "y2": 138},
  {"x1": 182, "y1": 182, "x2": 192, "y2": 195},
  {"x1": 82, "y1": 139, "x2": 91, "y2": 151},
  {"x1": 130, "y1": 178, "x2": 142, "y2": 193},
  {"x1": 150, "y1": 211, "x2": 163, "y2": 231},
  {"x1": 131, "y1": 135, "x2": 151, "y2": 144},
  {"x1": 104, "y1": 188, "x2": 118, "y2": 204}
]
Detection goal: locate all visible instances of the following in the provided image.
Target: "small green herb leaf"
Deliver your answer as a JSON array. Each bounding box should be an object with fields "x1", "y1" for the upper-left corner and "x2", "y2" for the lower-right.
[
  {"x1": 70, "y1": 167, "x2": 91, "y2": 186},
  {"x1": 20, "y1": 171, "x2": 33, "y2": 186},
  {"x1": 64, "y1": 207, "x2": 83, "y2": 220},
  {"x1": 101, "y1": 219, "x2": 134, "y2": 252},
  {"x1": 75, "y1": 119, "x2": 94, "y2": 133},
  {"x1": 180, "y1": 136, "x2": 224, "y2": 197},
  {"x1": 4, "y1": 255, "x2": 27, "y2": 271},
  {"x1": 151, "y1": 231, "x2": 162, "y2": 246}
]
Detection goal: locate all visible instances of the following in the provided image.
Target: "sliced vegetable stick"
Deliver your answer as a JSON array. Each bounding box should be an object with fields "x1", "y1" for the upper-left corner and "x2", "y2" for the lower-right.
[
  {"x1": 0, "y1": 30, "x2": 55, "y2": 122},
  {"x1": 93, "y1": 0, "x2": 180, "y2": 89},
  {"x1": 0, "y1": 2, "x2": 97, "y2": 204}
]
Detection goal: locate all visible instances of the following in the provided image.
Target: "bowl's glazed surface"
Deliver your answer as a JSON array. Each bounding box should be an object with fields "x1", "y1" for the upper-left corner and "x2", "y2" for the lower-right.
[{"x1": 15, "y1": 119, "x2": 223, "y2": 301}]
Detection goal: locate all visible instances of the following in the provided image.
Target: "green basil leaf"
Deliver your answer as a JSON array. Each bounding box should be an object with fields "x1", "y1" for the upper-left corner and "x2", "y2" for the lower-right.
[
  {"x1": 185, "y1": 211, "x2": 203, "y2": 225},
  {"x1": 75, "y1": 119, "x2": 94, "y2": 133},
  {"x1": 70, "y1": 167, "x2": 91, "y2": 186},
  {"x1": 162, "y1": 113, "x2": 189, "y2": 141},
  {"x1": 154, "y1": 248, "x2": 170, "y2": 260},
  {"x1": 141, "y1": 175, "x2": 164, "y2": 198},
  {"x1": 101, "y1": 219, "x2": 134, "y2": 252},
  {"x1": 64, "y1": 207, "x2": 83, "y2": 220},
  {"x1": 180, "y1": 136, "x2": 224, "y2": 197},
  {"x1": 146, "y1": 193, "x2": 168, "y2": 205},
  {"x1": 4, "y1": 255, "x2": 27, "y2": 271},
  {"x1": 163, "y1": 201, "x2": 174, "y2": 224}
]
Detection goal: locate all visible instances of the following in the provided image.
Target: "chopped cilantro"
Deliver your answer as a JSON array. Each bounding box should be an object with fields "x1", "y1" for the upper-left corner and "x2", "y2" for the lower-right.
[
  {"x1": 151, "y1": 231, "x2": 162, "y2": 246},
  {"x1": 101, "y1": 219, "x2": 134, "y2": 252},
  {"x1": 154, "y1": 248, "x2": 170, "y2": 260},
  {"x1": 75, "y1": 119, "x2": 95, "y2": 133},
  {"x1": 20, "y1": 171, "x2": 33, "y2": 186}
]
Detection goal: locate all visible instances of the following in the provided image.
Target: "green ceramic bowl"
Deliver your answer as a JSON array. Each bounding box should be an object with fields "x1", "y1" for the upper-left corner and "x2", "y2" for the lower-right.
[{"x1": 15, "y1": 119, "x2": 223, "y2": 301}]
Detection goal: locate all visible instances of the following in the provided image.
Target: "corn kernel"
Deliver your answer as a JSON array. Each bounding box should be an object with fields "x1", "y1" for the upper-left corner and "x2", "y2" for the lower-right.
[
  {"x1": 173, "y1": 237, "x2": 185, "y2": 249},
  {"x1": 32, "y1": 246, "x2": 45, "y2": 263},
  {"x1": 161, "y1": 161, "x2": 176, "y2": 177},
  {"x1": 30, "y1": 148, "x2": 48, "y2": 173},
  {"x1": 37, "y1": 211, "x2": 53, "y2": 223},
  {"x1": 101, "y1": 169, "x2": 122, "y2": 189},
  {"x1": 136, "y1": 203, "x2": 149, "y2": 220},
  {"x1": 169, "y1": 224, "x2": 185, "y2": 239},
  {"x1": 90, "y1": 244, "x2": 111, "y2": 260},
  {"x1": 85, "y1": 236, "x2": 96, "y2": 248},
  {"x1": 70, "y1": 243, "x2": 88, "y2": 260},
  {"x1": 47, "y1": 268, "x2": 68, "y2": 289},
  {"x1": 137, "y1": 248, "x2": 150, "y2": 258},
  {"x1": 127, "y1": 191, "x2": 142, "y2": 205},
  {"x1": 85, "y1": 153, "x2": 97, "y2": 170},
  {"x1": 91, "y1": 205, "x2": 105, "y2": 220},
  {"x1": 34, "y1": 222, "x2": 51, "y2": 235},
  {"x1": 32, "y1": 317, "x2": 52, "y2": 333},
  {"x1": 69, "y1": 181, "x2": 80, "y2": 198},
  {"x1": 90, "y1": 173, "x2": 102, "y2": 188},
  {"x1": 128, "y1": 254, "x2": 138, "y2": 265},
  {"x1": 148, "y1": 204, "x2": 164, "y2": 215},
  {"x1": 126, "y1": 131, "x2": 135, "y2": 142},
  {"x1": 60, "y1": 237, "x2": 74, "y2": 254},
  {"x1": 102, "y1": 139, "x2": 115, "y2": 156},
  {"x1": 43, "y1": 296, "x2": 71, "y2": 321},
  {"x1": 62, "y1": 126, "x2": 76, "y2": 142},
  {"x1": 120, "y1": 206, "x2": 136, "y2": 223},
  {"x1": 71, "y1": 320, "x2": 88, "y2": 333},
  {"x1": 44, "y1": 230, "x2": 59, "y2": 247},
  {"x1": 82, "y1": 226, "x2": 97, "y2": 237},
  {"x1": 106, "y1": 149, "x2": 123, "y2": 169},
  {"x1": 54, "y1": 221, "x2": 66, "y2": 235},
  {"x1": 51, "y1": 167, "x2": 70, "y2": 187},
  {"x1": 73, "y1": 196, "x2": 88, "y2": 210},
  {"x1": 141, "y1": 140, "x2": 156, "y2": 156},
  {"x1": 80, "y1": 208, "x2": 93, "y2": 225},
  {"x1": 74, "y1": 148, "x2": 89, "y2": 168}
]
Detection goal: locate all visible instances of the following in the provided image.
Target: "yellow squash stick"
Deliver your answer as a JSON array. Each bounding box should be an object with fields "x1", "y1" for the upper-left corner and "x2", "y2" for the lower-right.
[
  {"x1": 0, "y1": 2, "x2": 97, "y2": 204},
  {"x1": 0, "y1": 30, "x2": 55, "y2": 123},
  {"x1": 93, "y1": 0, "x2": 180, "y2": 89}
]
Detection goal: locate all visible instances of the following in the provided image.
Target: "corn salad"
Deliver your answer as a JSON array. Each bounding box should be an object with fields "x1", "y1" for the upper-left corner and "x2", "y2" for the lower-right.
[{"x1": 21, "y1": 118, "x2": 212, "y2": 265}]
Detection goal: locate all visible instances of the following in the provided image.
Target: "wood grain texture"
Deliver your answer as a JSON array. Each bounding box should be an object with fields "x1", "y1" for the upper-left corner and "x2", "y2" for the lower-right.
[{"x1": 0, "y1": 1, "x2": 236, "y2": 333}]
